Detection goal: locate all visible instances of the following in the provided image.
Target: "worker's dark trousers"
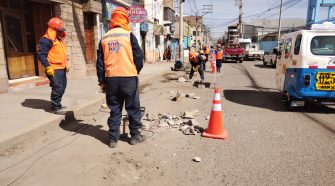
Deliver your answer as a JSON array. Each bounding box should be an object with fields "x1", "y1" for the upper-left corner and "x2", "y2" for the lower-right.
[
  {"x1": 105, "y1": 77, "x2": 142, "y2": 142},
  {"x1": 47, "y1": 69, "x2": 67, "y2": 110},
  {"x1": 189, "y1": 62, "x2": 204, "y2": 80},
  {"x1": 216, "y1": 59, "x2": 222, "y2": 73}
]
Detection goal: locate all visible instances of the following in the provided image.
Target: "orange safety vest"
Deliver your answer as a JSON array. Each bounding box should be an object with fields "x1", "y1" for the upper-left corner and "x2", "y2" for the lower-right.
[
  {"x1": 101, "y1": 28, "x2": 137, "y2": 77},
  {"x1": 216, "y1": 50, "x2": 223, "y2": 60},
  {"x1": 43, "y1": 32, "x2": 67, "y2": 70},
  {"x1": 205, "y1": 48, "x2": 210, "y2": 55}
]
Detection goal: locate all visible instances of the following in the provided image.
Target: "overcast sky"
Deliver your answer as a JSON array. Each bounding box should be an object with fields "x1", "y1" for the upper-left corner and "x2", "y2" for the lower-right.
[{"x1": 183, "y1": 0, "x2": 309, "y2": 38}]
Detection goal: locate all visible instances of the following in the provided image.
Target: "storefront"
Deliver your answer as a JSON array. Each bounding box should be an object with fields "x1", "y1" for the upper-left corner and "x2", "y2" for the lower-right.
[
  {"x1": 0, "y1": 0, "x2": 55, "y2": 80},
  {"x1": 0, "y1": 0, "x2": 102, "y2": 93}
]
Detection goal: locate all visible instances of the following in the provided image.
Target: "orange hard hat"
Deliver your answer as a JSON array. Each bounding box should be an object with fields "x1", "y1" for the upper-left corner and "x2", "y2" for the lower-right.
[
  {"x1": 112, "y1": 7, "x2": 129, "y2": 18},
  {"x1": 48, "y1": 17, "x2": 65, "y2": 31}
]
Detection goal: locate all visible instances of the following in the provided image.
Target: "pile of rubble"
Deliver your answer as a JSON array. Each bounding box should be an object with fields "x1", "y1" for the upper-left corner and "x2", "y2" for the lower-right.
[{"x1": 143, "y1": 110, "x2": 204, "y2": 135}]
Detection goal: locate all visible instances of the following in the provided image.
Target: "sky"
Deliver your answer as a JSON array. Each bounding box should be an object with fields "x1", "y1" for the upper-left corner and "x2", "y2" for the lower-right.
[{"x1": 183, "y1": 0, "x2": 310, "y2": 39}]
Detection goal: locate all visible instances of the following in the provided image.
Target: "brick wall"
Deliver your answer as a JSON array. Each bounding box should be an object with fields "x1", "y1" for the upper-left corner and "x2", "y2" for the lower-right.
[
  {"x1": 0, "y1": 20, "x2": 9, "y2": 93},
  {"x1": 55, "y1": 1, "x2": 87, "y2": 79}
]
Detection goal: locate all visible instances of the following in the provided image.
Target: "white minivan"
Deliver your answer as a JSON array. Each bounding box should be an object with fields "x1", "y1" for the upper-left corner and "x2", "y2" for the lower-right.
[{"x1": 276, "y1": 23, "x2": 335, "y2": 110}]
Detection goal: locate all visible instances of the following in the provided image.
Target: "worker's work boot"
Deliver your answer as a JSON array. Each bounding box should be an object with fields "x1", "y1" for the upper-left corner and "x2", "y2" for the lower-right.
[
  {"x1": 109, "y1": 139, "x2": 117, "y2": 148},
  {"x1": 53, "y1": 108, "x2": 67, "y2": 115},
  {"x1": 129, "y1": 134, "x2": 146, "y2": 145}
]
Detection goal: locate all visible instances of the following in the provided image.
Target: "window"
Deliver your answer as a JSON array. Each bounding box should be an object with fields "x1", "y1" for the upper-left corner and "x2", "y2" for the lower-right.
[
  {"x1": 5, "y1": 15, "x2": 24, "y2": 52},
  {"x1": 311, "y1": 36, "x2": 335, "y2": 56},
  {"x1": 193, "y1": 31, "x2": 196, "y2": 36},
  {"x1": 294, "y1": 35, "x2": 302, "y2": 55}
]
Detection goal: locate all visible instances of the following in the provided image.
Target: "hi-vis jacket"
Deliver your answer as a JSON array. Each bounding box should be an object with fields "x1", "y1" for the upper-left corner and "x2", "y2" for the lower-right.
[
  {"x1": 96, "y1": 27, "x2": 143, "y2": 84},
  {"x1": 216, "y1": 49, "x2": 223, "y2": 60},
  {"x1": 37, "y1": 28, "x2": 68, "y2": 69}
]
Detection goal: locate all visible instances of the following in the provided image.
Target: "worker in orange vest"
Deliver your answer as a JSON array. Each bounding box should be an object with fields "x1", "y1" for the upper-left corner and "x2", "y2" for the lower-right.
[
  {"x1": 96, "y1": 7, "x2": 144, "y2": 148},
  {"x1": 37, "y1": 17, "x2": 69, "y2": 115},
  {"x1": 215, "y1": 44, "x2": 224, "y2": 73},
  {"x1": 202, "y1": 46, "x2": 210, "y2": 70},
  {"x1": 188, "y1": 47, "x2": 206, "y2": 83}
]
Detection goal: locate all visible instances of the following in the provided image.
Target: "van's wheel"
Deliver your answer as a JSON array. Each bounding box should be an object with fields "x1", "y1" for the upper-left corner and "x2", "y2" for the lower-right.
[
  {"x1": 271, "y1": 60, "x2": 276, "y2": 68},
  {"x1": 239, "y1": 58, "x2": 243, "y2": 63},
  {"x1": 282, "y1": 93, "x2": 294, "y2": 111},
  {"x1": 263, "y1": 59, "x2": 267, "y2": 66}
]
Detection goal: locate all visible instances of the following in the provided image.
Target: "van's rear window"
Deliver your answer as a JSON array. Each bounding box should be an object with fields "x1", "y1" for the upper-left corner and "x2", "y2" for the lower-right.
[{"x1": 311, "y1": 36, "x2": 335, "y2": 56}]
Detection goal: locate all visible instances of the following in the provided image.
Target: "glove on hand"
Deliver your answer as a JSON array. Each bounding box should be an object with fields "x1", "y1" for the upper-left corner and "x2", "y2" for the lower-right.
[
  {"x1": 99, "y1": 84, "x2": 106, "y2": 93},
  {"x1": 46, "y1": 66, "x2": 55, "y2": 77}
]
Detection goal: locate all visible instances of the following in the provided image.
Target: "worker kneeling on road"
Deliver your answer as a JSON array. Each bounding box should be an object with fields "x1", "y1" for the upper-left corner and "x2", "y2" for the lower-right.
[
  {"x1": 37, "y1": 17, "x2": 69, "y2": 115},
  {"x1": 188, "y1": 47, "x2": 206, "y2": 83},
  {"x1": 96, "y1": 7, "x2": 144, "y2": 148}
]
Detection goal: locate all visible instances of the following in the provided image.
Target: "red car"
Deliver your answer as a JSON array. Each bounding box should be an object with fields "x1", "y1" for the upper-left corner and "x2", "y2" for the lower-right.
[{"x1": 224, "y1": 44, "x2": 244, "y2": 63}]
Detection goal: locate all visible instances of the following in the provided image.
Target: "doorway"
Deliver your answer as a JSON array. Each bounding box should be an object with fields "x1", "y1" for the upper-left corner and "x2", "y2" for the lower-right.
[{"x1": 0, "y1": 0, "x2": 53, "y2": 80}]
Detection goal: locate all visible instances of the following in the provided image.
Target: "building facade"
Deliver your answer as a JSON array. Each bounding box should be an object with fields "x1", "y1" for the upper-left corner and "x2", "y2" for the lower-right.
[{"x1": 0, "y1": 0, "x2": 102, "y2": 93}]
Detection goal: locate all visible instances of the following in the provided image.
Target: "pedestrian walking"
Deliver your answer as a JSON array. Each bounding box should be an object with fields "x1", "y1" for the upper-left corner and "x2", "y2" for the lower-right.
[
  {"x1": 188, "y1": 47, "x2": 206, "y2": 83},
  {"x1": 165, "y1": 45, "x2": 172, "y2": 62},
  {"x1": 215, "y1": 44, "x2": 224, "y2": 73},
  {"x1": 37, "y1": 17, "x2": 69, "y2": 115},
  {"x1": 96, "y1": 7, "x2": 145, "y2": 148}
]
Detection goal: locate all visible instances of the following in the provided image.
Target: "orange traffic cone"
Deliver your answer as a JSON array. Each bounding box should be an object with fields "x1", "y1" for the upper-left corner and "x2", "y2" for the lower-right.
[{"x1": 202, "y1": 88, "x2": 228, "y2": 139}]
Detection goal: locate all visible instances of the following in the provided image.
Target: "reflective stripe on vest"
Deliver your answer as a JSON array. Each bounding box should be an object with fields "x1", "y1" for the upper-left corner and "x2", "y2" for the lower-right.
[
  {"x1": 102, "y1": 28, "x2": 137, "y2": 77},
  {"x1": 216, "y1": 50, "x2": 223, "y2": 60},
  {"x1": 43, "y1": 34, "x2": 67, "y2": 69}
]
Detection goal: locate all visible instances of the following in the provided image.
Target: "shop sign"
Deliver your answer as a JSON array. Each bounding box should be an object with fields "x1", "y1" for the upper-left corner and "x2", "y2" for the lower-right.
[{"x1": 128, "y1": 6, "x2": 147, "y2": 23}]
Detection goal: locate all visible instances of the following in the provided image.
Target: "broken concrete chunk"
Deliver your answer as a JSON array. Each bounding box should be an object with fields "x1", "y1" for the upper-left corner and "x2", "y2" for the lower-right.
[
  {"x1": 158, "y1": 120, "x2": 170, "y2": 128},
  {"x1": 146, "y1": 113, "x2": 157, "y2": 121},
  {"x1": 182, "y1": 110, "x2": 199, "y2": 119},
  {"x1": 166, "y1": 119, "x2": 175, "y2": 126},
  {"x1": 186, "y1": 93, "x2": 196, "y2": 98},
  {"x1": 187, "y1": 119, "x2": 199, "y2": 127},
  {"x1": 193, "y1": 157, "x2": 201, "y2": 162},
  {"x1": 178, "y1": 77, "x2": 187, "y2": 82},
  {"x1": 193, "y1": 96, "x2": 200, "y2": 100}
]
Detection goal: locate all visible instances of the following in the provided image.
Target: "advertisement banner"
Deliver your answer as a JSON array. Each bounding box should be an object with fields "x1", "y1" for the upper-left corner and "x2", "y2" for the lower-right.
[{"x1": 128, "y1": 6, "x2": 147, "y2": 23}]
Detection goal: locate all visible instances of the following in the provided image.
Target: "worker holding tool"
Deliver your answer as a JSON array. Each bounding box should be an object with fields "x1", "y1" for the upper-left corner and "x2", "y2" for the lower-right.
[
  {"x1": 37, "y1": 17, "x2": 69, "y2": 115},
  {"x1": 96, "y1": 7, "x2": 144, "y2": 148},
  {"x1": 188, "y1": 47, "x2": 206, "y2": 83}
]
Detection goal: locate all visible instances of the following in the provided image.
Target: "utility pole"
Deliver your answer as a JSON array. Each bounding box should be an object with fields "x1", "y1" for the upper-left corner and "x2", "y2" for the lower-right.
[
  {"x1": 277, "y1": 0, "x2": 283, "y2": 46},
  {"x1": 179, "y1": 0, "x2": 184, "y2": 61},
  {"x1": 195, "y1": 14, "x2": 198, "y2": 51},
  {"x1": 235, "y1": 0, "x2": 243, "y2": 38}
]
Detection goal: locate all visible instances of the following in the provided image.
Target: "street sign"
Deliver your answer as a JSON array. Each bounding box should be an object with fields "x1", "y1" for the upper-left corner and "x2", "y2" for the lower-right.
[{"x1": 128, "y1": 6, "x2": 147, "y2": 23}]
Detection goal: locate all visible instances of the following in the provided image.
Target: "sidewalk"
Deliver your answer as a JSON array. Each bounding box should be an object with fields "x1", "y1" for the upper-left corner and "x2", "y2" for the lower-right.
[{"x1": 0, "y1": 62, "x2": 173, "y2": 151}]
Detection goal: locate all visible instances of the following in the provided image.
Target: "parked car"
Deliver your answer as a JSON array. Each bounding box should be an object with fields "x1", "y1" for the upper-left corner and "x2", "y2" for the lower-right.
[
  {"x1": 224, "y1": 44, "x2": 244, "y2": 63},
  {"x1": 263, "y1": 47, "x2": 279, "y2": 67}
]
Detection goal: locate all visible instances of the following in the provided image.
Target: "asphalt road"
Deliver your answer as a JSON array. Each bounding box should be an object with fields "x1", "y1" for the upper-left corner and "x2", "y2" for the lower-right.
[{"x1": 0, "y1": 61, "x2": 334, "y2": 186}]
